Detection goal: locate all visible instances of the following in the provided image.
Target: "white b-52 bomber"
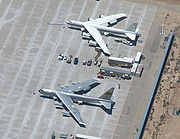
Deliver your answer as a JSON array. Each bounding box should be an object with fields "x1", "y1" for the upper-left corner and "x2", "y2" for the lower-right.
[
  {"x1": 66, "y1": 13, "x2": 139, "y2": 56},
  {"x1": 39, "y1": 78, "x2": 115, "y2": 127}
]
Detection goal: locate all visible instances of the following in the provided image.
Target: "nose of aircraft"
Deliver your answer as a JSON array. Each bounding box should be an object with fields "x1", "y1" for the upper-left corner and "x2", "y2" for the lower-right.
[
  {"x1": 38, "y1": 89, "x2": 43, "y2": 94},
  {"x1": 66, "y1": 20, "x2": 73, "y2": 25},
  {"x1": 66, "y1": 20, "x2": 70, "y2": 24}
]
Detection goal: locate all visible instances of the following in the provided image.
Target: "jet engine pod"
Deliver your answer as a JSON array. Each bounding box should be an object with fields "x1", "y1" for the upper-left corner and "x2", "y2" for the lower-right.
[
  {"x1": 108, "y1": 20, "x2": 117, "y2": 26},
  {"x1": 95, "y1": 47, "x2": 102, "y2": 52},
  {"x1": 103, "y1": 32, "x2": 110, "y2": 37},
  {"x1": 72, "y1": 82, "x2": 77, "y2": 85},
  {"x1": 82, "y1": 32, "x2": 91, "y2": 39},
  {"x1": 78, "y1": 101, "x2": 83, "y2": 105},
  {"x1": 88, "y1": 40, "x2": 97, "y2": 46},
  {"x1": 81, "y1": 32, "x2": 90, "y2": 37},
  {"x1": 62, "y1": 111, "x2": 70, "y2": 117},
  {"x1": 55, "y1": 101, "x2": 63, "y2": 106},
  {"x1": 99, "y1": 14, "x2": 105, "y2": 18},
  {"x1": 81, "y1": 28, "x2": 85, "y2": 32},
  {"x1": 88, "y1": 17, "x2": 93, "y2": 21}
]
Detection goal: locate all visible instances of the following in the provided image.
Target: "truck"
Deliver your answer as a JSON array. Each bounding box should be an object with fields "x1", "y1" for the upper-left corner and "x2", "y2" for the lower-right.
[
  {"x1": 108, "y1": 56, "x2": 134, "y2": 68},
  {"x1": 135, "y1": 52, "x2": 142, "y2": 63},
  {"x1": 67, "y1": 55, "x2": 72, "y2": 63},
  {"x1": 136, "y1": 64, "x2": 143, "y2": 77},
  {"x1": 131, "y1": 63, "x2": 138, "y2": 75},
  {"x1": 74, "y1": 57, "x2": 79, "y2": 65}
]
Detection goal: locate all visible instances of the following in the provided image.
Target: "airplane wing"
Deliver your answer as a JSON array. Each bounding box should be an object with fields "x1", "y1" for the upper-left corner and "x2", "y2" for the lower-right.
[
  {"x1": 84, "y1": 23, "x2": 111, "y2": 55},
  {"x1": 56, "y1": 92, "x2": 85, "y2": 126},
  {"x1": 86, "y1": 13, "x2": 127, "y2": 26},
  {"x1": 61, "y1": 78, "x2": 100, "y2": 93}
]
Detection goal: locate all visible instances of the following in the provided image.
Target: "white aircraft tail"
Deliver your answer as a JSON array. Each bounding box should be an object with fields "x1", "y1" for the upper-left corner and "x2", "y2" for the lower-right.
[
  {"x1": 125, "y1": 23, "x2": 138, "y2": 40},
  {"x1": 99, "y1": 87, "x2": 115, "y2": 109},
  {"x1": 124, "y1": 33, "x2": 136, "y2": 40},
  {"x1": 125, "y1": 23, "x2": 138, "y2": 33}
]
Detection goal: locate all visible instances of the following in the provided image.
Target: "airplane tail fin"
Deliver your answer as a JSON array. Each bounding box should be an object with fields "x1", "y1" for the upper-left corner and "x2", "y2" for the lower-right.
[
  {"x1": 99, "y1": 87, "x2": 115, "y2": 109},
  {"x1": 125, "y1": 23, "x2": 138, "y2": 32},
  {"x1": 99, "y1": 87, "x2": 115, "y2": 100},
  {"x1": 125, "y1": 23, "x2": 138, "y2": 40}
]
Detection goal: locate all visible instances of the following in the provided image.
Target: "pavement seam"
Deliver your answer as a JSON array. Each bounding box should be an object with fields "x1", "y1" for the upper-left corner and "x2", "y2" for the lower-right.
[
  {"x1": 111, "y1": 3, "x2": 157, "y2": 139},
  {"x1": 2, "y1": 0, "x2": 52, "y2": 138}
]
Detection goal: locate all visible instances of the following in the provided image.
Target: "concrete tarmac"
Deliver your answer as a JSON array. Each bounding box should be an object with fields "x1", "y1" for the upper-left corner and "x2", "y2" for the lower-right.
[{"x1": 0, "y1": 0, "x2": 163, "y2": 139}]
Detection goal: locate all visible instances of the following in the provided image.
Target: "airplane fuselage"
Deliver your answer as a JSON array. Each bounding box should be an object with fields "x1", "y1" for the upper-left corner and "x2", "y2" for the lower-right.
[
  {"x1": 39, "y1": 89, "x2": 112, "y2": 103},
  {"x1": 66, "y1": 20, "x2": 135, "y2": 35},
  {"x1": 60, "y1": 91, "x2": 111, "y2": 103}
]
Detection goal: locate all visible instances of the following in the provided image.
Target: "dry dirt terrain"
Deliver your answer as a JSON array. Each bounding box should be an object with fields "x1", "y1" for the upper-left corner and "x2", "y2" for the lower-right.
[
  {"x1": 143, "y1": 3, "x2": 180, "y2": 139},
  {"x1": 154, "y1": 0, "x2": 180, "y2": 5}
]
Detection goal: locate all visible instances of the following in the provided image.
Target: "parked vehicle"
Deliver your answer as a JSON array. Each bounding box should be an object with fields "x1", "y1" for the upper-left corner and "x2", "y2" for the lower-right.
[
  {"x1": 63, "y1": 56, "x2": 67, "y2": 60},
  {"x1": 94, "y1": 60, "x2": 98, "y2": 65},
  {"x1": 122, "y1": 40, "x2": 133, "y2": 46},
  {"x1": 121, "y1": 74, "x2": 131, "y2": 80},
  {"x1": 87, "y1": 59, "x2": 92, "y2": 66},
  {"x1": 97, "y1": 73, "x2": 104, "y2": 79},
  {"x1": 58, "y1": 54, "x2": 66, "y2": 61},
  {"x1": 98, "y1": 59, "x2": 102, "y2": 67},
  {"x1": 58, "y1": 55, "x2": 63, "y2": 60},
  {"x1": 67, "y1": 55, "x2": 72, "y2": 64},
  {"x1": 82, "y1": 60, "x2": 87, "y2": 65},
  {"x1": 74, "y1": 57, "x2": 79, "y2": 65}
]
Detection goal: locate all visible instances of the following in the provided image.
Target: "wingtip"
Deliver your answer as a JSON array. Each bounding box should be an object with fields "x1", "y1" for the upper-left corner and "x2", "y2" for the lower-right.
[
  {"x1": 104, "y1": 52, "x2": 111, "y2": 56},
  {"x1": 79, "y1": 122, "x2": 86, "y2": 127},
  {"x1": 119, "y1": 13, "x2": 127, "y2": 17},
  {"x1": 111, "y1": 86, "x2": 115, "y2": 89},
  {"x1": 93, "y1": 78, "x2": 101, "y2": 82}
]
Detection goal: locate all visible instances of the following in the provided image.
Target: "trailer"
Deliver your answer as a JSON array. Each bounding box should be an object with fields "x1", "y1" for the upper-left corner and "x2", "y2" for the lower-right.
[
  {"x1": 75, "y1": 134, "x2": 101, "y2": 139},
  {"x1": 131, "y1": 63, "x2": 138, "y2": 75},
  {"x1": 135, "y1": 52, "x2": 142, "y2": 63},
  {"x1": 108, "y1": 56, "x2": 134, "y2": 68},
  {"x1": 100, "y1": 66, "x2": 131, "y2": 77},
  {"x1": 136, "y1": 64, "x2": 143, "y2": 77}
]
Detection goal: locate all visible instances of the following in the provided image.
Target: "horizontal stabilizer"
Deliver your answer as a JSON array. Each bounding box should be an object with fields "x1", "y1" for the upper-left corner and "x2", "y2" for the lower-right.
[
  {"x1": 125, "y1": 33, "x2": 136, "y2": 40},
  {"x1": 99, "y1": 101, "x2": 111, "y2": 109}
]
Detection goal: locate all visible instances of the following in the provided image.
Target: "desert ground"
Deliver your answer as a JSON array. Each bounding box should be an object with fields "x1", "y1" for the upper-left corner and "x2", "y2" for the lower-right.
[{"x1": 143, "y1": 1, "x2": 180, "y2": 138}]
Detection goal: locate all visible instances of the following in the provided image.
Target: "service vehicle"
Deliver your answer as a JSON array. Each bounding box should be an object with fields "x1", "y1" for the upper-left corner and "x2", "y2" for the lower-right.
[
  {"x1": 94, "y1": 60, "x2": 98, "y2": 65},
  {"x1": 87, "y1": 59, "x2": 92, "y2": 66},
  {"x1": 98, "y1": 73, "x2": 104, "y2": 79},
  {"x1": 121, "y1": 74, "x2": 131, "y2": 80},
  {"x1": 74, "y1": 57, "x2": 79, "y2": 65},
  {"x1": 122, "y1": 40, "x2": 133, "y2": 46},
  {"x1": 82, "y1": 60, "x2": 87, "y2": 65},
  {"x1": 67, "y1": 55, "x2": 72, "y2": 64}
]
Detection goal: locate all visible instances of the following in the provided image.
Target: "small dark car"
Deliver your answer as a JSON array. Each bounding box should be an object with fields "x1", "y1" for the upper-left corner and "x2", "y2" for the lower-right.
[
  {"x1": 74, "y1": 57, "x2": 79, "y2": 65},
  {"x1": 87, "y1": 59, "x2": 92, "y2": 66}
]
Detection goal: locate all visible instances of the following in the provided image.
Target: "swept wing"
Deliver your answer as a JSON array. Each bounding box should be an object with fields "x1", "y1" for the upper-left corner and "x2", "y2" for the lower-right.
[
  {"x1": 86, "y1": 13, "x2": 127, "y2": 26},
  {"x1": 60, "y1": 78, "x2": 100, "y2": 93},
  {"x1": 84, "y1": 23, "x2": 111, "y2": 55},
  {"x1": 56, "y1": 92, "x2": 85, "y2": 126}
]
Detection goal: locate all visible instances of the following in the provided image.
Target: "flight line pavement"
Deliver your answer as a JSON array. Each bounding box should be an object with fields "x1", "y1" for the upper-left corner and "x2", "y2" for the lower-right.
[
  {"x1": 0, "y1": 0, "x2": 160, "y2": 139},
  {"x1": 112, "y1": 6, "x2": 166, "y2": 139}
]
